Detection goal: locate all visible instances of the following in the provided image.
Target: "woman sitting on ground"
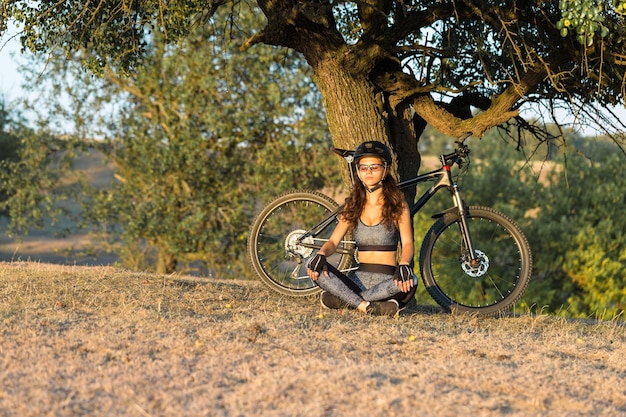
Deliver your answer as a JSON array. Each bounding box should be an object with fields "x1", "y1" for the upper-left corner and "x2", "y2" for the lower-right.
[{"x1": 306, "y1": 140, "x2": 416, "y2": 316}]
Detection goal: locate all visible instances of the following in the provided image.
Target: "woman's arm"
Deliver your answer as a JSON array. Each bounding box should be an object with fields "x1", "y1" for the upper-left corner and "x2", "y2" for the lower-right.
[
  {"x1": 307, "y1": 219, "x2": 350, "y2": 280},
  {"x1": 397, "y1": 204, "x2": 414, "y2": 265},
  {"x1": 318, "y1": 219, "x2": 350, "y2": 256},
  {"x1": 395, "y1": 203, "x2": 415, "y2": 292}
]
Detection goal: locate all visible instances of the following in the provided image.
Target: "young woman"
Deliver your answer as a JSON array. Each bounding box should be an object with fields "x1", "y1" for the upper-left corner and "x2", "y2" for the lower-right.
[{"x1": 306, "y1": 141, "x2": 416, "y2": 316}]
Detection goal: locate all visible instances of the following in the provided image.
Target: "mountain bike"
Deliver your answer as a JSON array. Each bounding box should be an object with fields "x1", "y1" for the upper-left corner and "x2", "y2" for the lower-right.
[{"x1": 247, "y1": 134, "x2": 532, "y2": 315}]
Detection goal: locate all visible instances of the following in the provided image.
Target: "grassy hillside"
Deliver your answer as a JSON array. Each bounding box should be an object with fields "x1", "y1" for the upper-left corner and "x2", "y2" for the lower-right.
[{"x1": 1, "y1": 262, "x2": 624, "y2": 416}]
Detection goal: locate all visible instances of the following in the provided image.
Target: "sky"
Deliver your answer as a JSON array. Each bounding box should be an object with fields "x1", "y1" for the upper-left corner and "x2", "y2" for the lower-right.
[{"x1": 0, "y1": 29, "x2": 24, "y2": 102}]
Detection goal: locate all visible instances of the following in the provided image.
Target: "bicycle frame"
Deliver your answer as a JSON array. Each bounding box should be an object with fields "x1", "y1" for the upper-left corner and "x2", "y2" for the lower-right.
[{"x1": 296, "y1": 145, "x2": 480, "y2": 262}]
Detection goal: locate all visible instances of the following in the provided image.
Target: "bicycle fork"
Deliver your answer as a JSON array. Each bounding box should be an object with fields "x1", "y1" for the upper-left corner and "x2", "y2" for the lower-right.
[
  {"x1": 409, "y1": 165, "x2": 485, "y2": 274},
  {"x1": 450, "y1": 185, "x2": 484, "y2": 272}
]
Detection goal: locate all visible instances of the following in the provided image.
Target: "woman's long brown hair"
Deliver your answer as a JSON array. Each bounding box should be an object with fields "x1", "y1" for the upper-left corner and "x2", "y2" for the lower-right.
[{"x1": 340, "y1": 174, "x2": 406, "y2": 230}]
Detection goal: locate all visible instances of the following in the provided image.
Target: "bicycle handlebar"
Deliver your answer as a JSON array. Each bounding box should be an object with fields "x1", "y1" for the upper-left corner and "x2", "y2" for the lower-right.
[
  {"x1": 440, "y1": 132, "x2": 472, "y2": 167},
  {"x1": 441, "y1": 144, "x2": 470, "y2": 166}
]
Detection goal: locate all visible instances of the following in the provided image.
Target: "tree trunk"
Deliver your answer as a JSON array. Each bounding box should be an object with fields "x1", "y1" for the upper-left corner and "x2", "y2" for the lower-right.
[
  {"x1": 312, "y1": 55, "x2": 387, "y2": 151},
  {"x1": 311, "y1": 53, "x2": 421, "y2": 199},
  {"x1": 156, "y1": 248, "x2": 178, "y2": 275},
  {"x1": 387, "y1": 100, "x2": 423, "y2": 203}
]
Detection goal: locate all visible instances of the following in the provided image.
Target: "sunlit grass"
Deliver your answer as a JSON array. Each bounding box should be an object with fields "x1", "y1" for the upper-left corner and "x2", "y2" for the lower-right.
[{"x1": 0, "y1": 261, "x2": 624, "y2": 416}]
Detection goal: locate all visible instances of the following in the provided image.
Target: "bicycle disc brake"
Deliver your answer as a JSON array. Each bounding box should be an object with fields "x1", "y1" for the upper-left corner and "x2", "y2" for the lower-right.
[
  {"x1": 460, "y1": 249, "x2": 489, "y2": 277},
  {"x1": 285, "y1": 229, "x2": 315, "y2": 260}
]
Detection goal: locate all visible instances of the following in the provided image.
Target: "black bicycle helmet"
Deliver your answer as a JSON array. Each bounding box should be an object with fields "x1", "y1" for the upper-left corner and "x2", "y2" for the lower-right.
[{"x1": 353, "y1": 141, "x2": 393, "y2": 165}]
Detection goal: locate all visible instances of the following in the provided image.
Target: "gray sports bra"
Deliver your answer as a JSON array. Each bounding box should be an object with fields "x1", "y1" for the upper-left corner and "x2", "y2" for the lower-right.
[{"x1": 352, "y1": 219, "x2": 399, "y2": 251}]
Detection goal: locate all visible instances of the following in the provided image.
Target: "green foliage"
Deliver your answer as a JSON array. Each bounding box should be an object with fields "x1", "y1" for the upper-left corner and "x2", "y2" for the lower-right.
[
  {"x1": 0, "y1": 100, "x2": 20, "y2": 163},
  {"x1": 412, "y1": 131, "x2": 626, "y2": 318},
  {"x1": 0, "y1": 100, "x2": 20, "y2": 217},
  {"x1": 460, "y1": 134, "x2": 626, "y2": 318},
  {"x1": 557, "y1": 0, "x2": 626, "y2": 45},
  {"x1": 77, "y1": 9, "x2": 338, "y2": 274},
  {"x1": 2, "y1": 6, "x2": 340, "y2": 275},
  {"x1": 564, "y1": 222, "x2": 626, "y2": 318},
  {"x1": 557, "y1": 0, "x2": 612, "y2": 45},
  {"x1": 0, "y1": 48, "x2": 111, "y2": 235},
  {"x1": 2, "y1": 0, "x2": 212, "y2": 74},
  {"x1": 0, "y1": 126, "x2": 80, "y2": 234},
  {"x1": 534, "y1": 150, "x2": 626, "y2": 317}
]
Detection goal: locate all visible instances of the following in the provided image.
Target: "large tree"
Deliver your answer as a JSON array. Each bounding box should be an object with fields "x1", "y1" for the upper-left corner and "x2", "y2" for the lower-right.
[{"x1": 2, "y1": 0, "x2": 626, "y2": 189}]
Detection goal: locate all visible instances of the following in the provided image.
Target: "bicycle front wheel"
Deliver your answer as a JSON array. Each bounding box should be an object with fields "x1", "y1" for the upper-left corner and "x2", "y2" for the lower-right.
[
  {"x1": 248, "y1": 190, "x2": 355, "y2": 297},
  {"x1": 420, "y1": 206, "x2": 532, "y2": 315}
]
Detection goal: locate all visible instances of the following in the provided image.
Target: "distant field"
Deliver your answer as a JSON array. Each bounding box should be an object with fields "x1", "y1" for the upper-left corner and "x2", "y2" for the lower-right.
[
  {"x1": 1, "y1": 262, "x2": 624, "y2": 416},
  {"x1": 0, "y1": 149, "x2": 118, "y2": 267}
]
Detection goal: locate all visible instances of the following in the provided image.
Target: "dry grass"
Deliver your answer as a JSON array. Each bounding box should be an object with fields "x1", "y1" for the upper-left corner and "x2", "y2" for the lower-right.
[{"x1": 1, "y1": 262, "x2": 625, "y2": 417}]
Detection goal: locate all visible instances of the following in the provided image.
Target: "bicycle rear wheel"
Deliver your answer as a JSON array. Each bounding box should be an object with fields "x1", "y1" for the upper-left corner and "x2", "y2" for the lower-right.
[
  {"x1": 420, "y1": 206, "x2": 532, "y2": 315},
  {"x1": 248, "y1": 190, "x2": 355, "y2": 296}
]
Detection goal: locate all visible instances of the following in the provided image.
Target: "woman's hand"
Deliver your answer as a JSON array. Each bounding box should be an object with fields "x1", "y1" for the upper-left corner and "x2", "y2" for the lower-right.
[
  {"x1": 307, "y1": 253, "x2": 327, "y2": 281},
  {"x1": 394, "y1": 264, "x2": 416, "y2": 293}
]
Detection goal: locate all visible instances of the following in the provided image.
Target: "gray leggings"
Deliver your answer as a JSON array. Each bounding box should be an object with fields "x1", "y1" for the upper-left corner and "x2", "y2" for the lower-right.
[{"x1": 316, "y1": 264, "x2": 404, "y2": 308}]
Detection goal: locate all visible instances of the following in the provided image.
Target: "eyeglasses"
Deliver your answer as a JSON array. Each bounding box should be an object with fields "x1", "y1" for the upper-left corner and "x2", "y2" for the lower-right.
[{"x1": 357, "y1": 163, "x2": 385, "y2": 173}]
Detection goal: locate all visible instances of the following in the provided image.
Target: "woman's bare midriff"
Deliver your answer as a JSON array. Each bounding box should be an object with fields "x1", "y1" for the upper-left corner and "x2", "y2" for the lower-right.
[{"x1": 357, "y1": 250, "x2": 397, "y2": 267}]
